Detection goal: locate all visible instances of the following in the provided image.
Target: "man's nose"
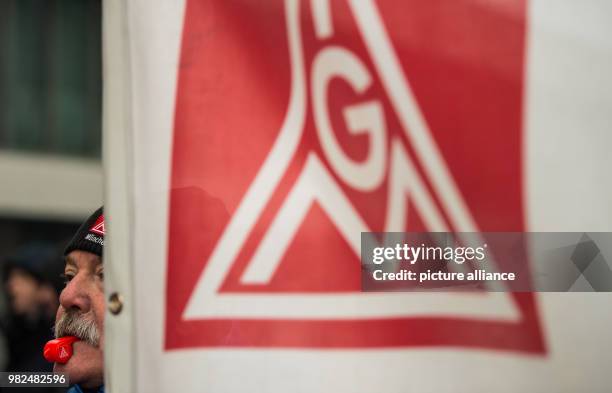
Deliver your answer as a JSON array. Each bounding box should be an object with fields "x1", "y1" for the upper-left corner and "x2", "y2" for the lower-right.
[{"x1": 59, "y1": 273, "x2": 92, "y2": 312}]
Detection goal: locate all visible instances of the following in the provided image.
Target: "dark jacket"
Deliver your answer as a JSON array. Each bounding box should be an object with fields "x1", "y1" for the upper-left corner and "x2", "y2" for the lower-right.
[{"x1": 67, "y1": 384, "x2": 104, "y2": 393}]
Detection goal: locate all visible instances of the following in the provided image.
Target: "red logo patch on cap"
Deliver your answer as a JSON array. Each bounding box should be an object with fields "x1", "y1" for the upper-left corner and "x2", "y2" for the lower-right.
[{"x1": 90, "y1": 215, "x2": 105, "y2": 236}]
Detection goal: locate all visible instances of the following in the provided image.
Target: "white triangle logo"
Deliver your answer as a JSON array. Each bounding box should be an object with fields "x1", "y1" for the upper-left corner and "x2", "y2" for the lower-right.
[
  {"x1": 91, "y1": 217, "x2": 105, "y2": 236},
  {"x1": 183, "y1": 0, "x2": 518, "y2": 323}
]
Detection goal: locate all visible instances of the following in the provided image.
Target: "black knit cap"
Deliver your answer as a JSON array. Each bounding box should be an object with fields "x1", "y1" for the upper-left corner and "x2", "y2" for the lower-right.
[{"x1": 64, "y1": 206, "x2": 104, "y2": 258}]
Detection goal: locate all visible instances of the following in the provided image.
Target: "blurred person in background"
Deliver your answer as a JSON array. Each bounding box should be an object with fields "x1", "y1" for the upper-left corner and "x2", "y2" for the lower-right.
[{"x1": 1, "y1": 242, "x2": 63, "y2": 374}]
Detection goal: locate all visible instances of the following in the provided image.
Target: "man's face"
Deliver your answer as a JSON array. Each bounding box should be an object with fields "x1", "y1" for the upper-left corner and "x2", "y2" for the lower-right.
[{"x1": 54, "y1": 250, "x2": 104, "y2": 388}]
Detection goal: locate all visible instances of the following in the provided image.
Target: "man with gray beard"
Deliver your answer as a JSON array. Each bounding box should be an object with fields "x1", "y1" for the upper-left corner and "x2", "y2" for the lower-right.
[{"x1": 50, "y1": 207, "x2": 105, "y2": 393}]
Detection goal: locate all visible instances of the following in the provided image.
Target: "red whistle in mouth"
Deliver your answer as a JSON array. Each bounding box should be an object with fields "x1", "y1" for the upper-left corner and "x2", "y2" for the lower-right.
[{"x1": 43, "y1": 336, "x2": 80, "y2": 364}]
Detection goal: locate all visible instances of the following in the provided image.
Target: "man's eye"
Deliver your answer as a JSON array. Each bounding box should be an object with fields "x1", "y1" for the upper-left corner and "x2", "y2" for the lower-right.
[
  {"x1": 60, "y1": 273, "x2": 75, "y2": 284},
  {"x1": 97, "y1": 271, "x2": 104, "y2": 281}
]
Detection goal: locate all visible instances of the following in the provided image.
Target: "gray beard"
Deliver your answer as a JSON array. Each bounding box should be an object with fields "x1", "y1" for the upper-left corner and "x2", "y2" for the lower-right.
[{"x1": 54, "y1": 310, "x2": 100, "y2": 347}]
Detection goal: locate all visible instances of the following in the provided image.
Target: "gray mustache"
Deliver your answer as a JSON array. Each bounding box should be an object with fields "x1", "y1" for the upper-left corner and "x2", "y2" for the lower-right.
[{"x1": 54, "y1": 310, "x2": 100, "y2": 347}]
